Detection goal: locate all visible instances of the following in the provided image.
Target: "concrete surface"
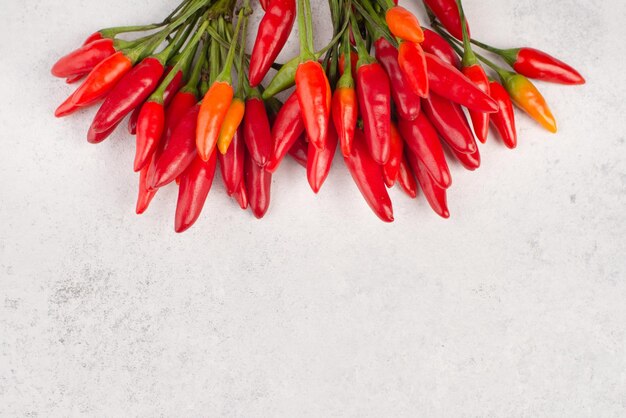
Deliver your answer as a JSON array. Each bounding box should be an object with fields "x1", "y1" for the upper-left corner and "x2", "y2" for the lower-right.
[{"x1": 1, "y1": 0, "x2": 625, "y2": 416}]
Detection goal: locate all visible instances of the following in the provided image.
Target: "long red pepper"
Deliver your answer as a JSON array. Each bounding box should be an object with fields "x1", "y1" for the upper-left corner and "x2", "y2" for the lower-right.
[
  {"x1": 489, "y1": 80, "x2": 517, "y2": 149},
  {"x1": 398, "y1": 113, "x2": 451, "y2": 189},
  {"x1": 248, "y1": 0, "x2": 296, "y2": 87},
  {"x1": 398, "y1": 41, "x2": 429, "y2": 98},
  {"x1": 343, "y1": 129, "x2": 394, "y2": 223},
  {"x1": 423, "y1": 93, "x2": 477, "y2": 155},
  {"x1": 246, "y1": 154, "x2": 272, "y2": 219},
  {"x1": 135, "y1": 101, "x2": 165, "y2": 171},
  {"x1": 422, "y1": 28, "x2": 460, "y2": 68},
  {"x1": 374, "y1": 38, "x2": 421, "y2": 121},
  {"x1": 396, "y1": 154, "x2": 418, "y2": 199},
  {"x1": 331, "y1": 83, "x2": 358, "y2": 157},
  {"x1": 424, "y1": 53, "x2": 498, "y2": 113},
  {"x1": 266, "y1": 92, "x2": 305, "y2": 172},
  {"x1": 52, "y1": 38, "x2": 117, "y2": 78},
  {"x1": 382, "y1": 123, "x2": 403, "y2": 187},
  {"x1": 295, "y1": 60, "x2": 332, "y2": 150},
  {"x1": 218, "y1": 128, "x2": 245, "y2": 196},
  {"x1": 307, "y1": 120, "x2": 338, "y2": 193},
  {"x1": 175, "y1": 152, "x2": 218, "y2": 233},
  {"x1": 407, "y1": 150, "x2": 450, "y2": 218},
  {"x1": 243, "y1": 92, "x2": 273, "y2": 167},
  {"x1": 423, "y1": 0, "x2": 469, "y2": 40}
]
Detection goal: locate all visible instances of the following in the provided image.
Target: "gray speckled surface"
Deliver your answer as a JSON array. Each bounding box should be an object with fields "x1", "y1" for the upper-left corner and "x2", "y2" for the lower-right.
[{"x1": 1, "y1": 0, "x2": 625, "y2": 416}]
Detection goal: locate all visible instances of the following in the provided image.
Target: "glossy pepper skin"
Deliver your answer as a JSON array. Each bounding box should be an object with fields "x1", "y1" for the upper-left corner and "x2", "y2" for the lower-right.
[
  {"x1": 502, "y1": 73, "x2": 556, "y2": 133},
  {"x1": 135, "y1": 101, "x2": 165, "y2": 171},
  {"x1": 356, "y1": 62, "x2": 392, "y2": 165},
  {"x1": 175, "y1": 152, "x2": 218, "y2": 233},
  {"x1": 423, "y1": 93, "x2": 477, "y2": 155},
  {"x1": 505, "y1": 48, "x2": 585, "y2": 85},
  {"x1": 385, "y1": 6, "x2": 424, "y2": 44},
  {"x1": 89, "y1": 57, "x2": 165, "y2": 135},
  {"x1": 150, "y1": 105, "x2": 200, "y2": 189},
  {"x1": 344, "y1": 129, "x2": 394, "y2": 223},
  {"x1": 55, "y1": 51, "x2": 133, "y2": 117},
  {"x1": 331, "y1": 84, "x2": 358, "y2": 157},
  {"x1": 295, "y1": 60, "x2": 331, "y2": 150},
  {"x1": 406, "y1": 150, "x2": 450, "y2": 218},
  {"x1": 52, "y1": 38, "x2": 116, "y2": 78},
  {"x1": 398, "y1": 42, "x2": 429, "y2": 98},
  {"x1": 398, "y1": 113, "x2": 451, "y2": 188},
  {"x1": 232, "y1": 180, "x2": 249, "y2": 210},
  {"x1": 422, "y1": 29, "x2": 460, "y2": 69},
  {"x1": 423, "y1": 0, "x2": 469, "y2": 40},
  {"x1": 462, "y1": 64, "x2": 491, "y2": 143},
  {"x1": 396, "y1": 155, "x2": 418, "y2": 198},
  {"x1": 425, "y1": 53, "x2": 498, "y2": 113},
  {"x1": 489, "y1": 80, "x2": 517, "y2": 149},
  {"x1": 196, "y1": 81, "x2": 234, "y2": 161},
  {"x1": 218, "y1": 98, "x2": 246, "y2": 155},
  {"x1": 266, "y1": 92, "x2": 305, "y2": 172},
  {"x1": 450, "y1": 146, "x2": 480, "y2": 171},
  {"x1": 382, "y1": 123, "x2": 404, "y2": 187},
  {"x1": 288, "y1": 135, "x2": 308, "y2": 168},
  {"x1": 374, "y1": 38, "x2": 421, "y2": 121},
  {"x1": 246, "y1": 154, "x2": 272, "y2": 219},
  {"x1": 243, "y1": 95, "x2": 273, "y2": 167},
  {"x1": 307, "y1": 121, "x2": 338, "y2": 193},
  {"x1": 248, "y1": 0, "x2": 296, "y2": 87},
  {"x1": 218, "y1": 128, "x2": 245, "y2": 196},
  {"x1": 136, "y1": 158, "x2": 158, "y2": 215},
  {"x1": 87, "y1": 120, "x2": 121, "y2": 144}
]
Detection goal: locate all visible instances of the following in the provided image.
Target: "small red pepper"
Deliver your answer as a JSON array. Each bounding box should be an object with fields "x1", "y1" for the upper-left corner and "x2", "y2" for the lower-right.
[
  {"x1": 423, "y1": 0, "x2": 469, "y2": 40},
  {"x1": 55, "y1": 51, "x2": 133, "y2": 117},
  {"x1": 406, "y1": 150, "x2": 450, "y2": 219},
  {"x1": 331, "y1": 85, "x2": 357, "y2": 157},
  {"x1": 398, "y1": 113, "x2": 451, "y2": 189},
  {"x1": 218, "y1": 127, "x2": 245, "y2": 196},
  {"x1": 422, "y1": 29, "x2": 460, "y2": 69},
  {"x1": 295, "y1": 60, "x2": 331, "y2": 150},
  {"x1": 382, "y1": 123, "x2": 403, "y2": 187},
  {"x1": 499, "y1": 48, "x2": 585, "y2": 85},
  {"x1": 396, "y1": 154, "x2": 418, "y2": 199},
  {"x1": 175, "y1": 152, "x2": 218, "y2": 233},
  {"x1": 489, "y1": 80, "x2": 517, "y2": 149},
  {"x1": 52, "y1": 38, "x2": 116, "y2": 78},
  {"x1": 385, "y1": 6, "x2": 424, "y2": 44},
  {"x1": 343, "y1": 129, "x2": 394, "y2": 223},
  {"x1": 243, "y1": 92, "x2": 273, "y2": 167},
  {"x1": 462, "y1": 64, "x2": 491, "y2": 143},
  {"x1": 134, "y1": 101, "x2": 165, "y2": 172},
  {"x1": 423, "y1": 93, "x2": 477, "y2": 154},
  {"x1": 288, "y1": 134, "x2": 308, "y2": 168},
  {"x1": 163, "y1": 90, "x2": 198, "y2": 140},
  {"x1": 266, "y1": 92, "x2": 305, "y2": 172},
  {"x1": 307, "y1": 120, "x2": 338, "y2": 193},
  {"x1": 248, "y1": 0, "x2": 296, "y2": 87},
  {"x1": 245, "y1": 154, "x2": 272, "y2": 219},
  {"x1": 374, "y1": 37, "x2": 421, "y2": 121},
  {"x1": 397, "y1": 41, "x2": 429, "y2": 98}
]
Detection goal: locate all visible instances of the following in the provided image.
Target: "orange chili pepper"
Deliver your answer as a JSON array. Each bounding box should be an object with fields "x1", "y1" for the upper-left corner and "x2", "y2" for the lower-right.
[
  {"x1": 385, "y1": 6, "x2": 424, "y2": 44},
  {"x1": 502, "y1": 73, "x2": 556, "y2": 133},
  {"x1": 217, "y1": 98, "x2": 246, "y2": 155},
  {"x1": 196, "y1": 81, "x2": 234, "y2": 161}
]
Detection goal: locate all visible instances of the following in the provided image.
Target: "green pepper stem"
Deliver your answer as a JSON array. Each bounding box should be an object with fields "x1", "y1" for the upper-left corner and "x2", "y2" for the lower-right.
[
  {"x1": 455, "y1": 0, "x2": 477, "y2": 67},
  {"x1": 216, "y1": 8, "x2": 244, "y2": 83}
]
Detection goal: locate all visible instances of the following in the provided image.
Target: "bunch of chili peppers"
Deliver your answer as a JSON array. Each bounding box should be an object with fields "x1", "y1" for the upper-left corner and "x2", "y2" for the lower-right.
[{"x1": 52, "y1": 0, "x2": 584, "y2": 231}]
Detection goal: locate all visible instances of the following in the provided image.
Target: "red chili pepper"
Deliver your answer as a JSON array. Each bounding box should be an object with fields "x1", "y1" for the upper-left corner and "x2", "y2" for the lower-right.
[
  {"x1": 396, "y1": 154, "x2": 418, "y2": 199},
  {"x1": 382, "y1": 123, "x2": 403, "y2": 187},
  {"x1": 452, "y1": 145, "x2": 481, "y2": 170},
  {"x1": 52, "y1": 38, "x2": 116, "y2": 78},
  {"x1": 295, "y1": 60, "x2": 331, "y2": 150},
  {"x1": 245, "y1": 154, "x2": 272, "y2": 219},
  {"x1": 134, "y1": 101, "x2": 165, "y2": 172},
  {"x1": 163, "y1": 90, "x2": 198, "y2": 140},
  {"x1": 248, "y1": 0, "x2": 296, "y2": 87},
  {"x1": 338, "y1": 50, "x2": 359, "y2": 77},
  {"x1": 489, "y1": 80, "x2": 517, "y2": 149},
  {"x1": 385, "y1": 6, "x2": 424, "y2": 44},
  {"x1": 307, "y1": 120, "x2": 338, "y2": 193},
  {"x1": 218, "y1": 128, "x2": 245, "y2": 196},
  {"x1": 55, "y1": 51, "x2": 133, "y2": 117},
  {"x1": 136, "y1": 157, "x2": 157, "y2": 215},
  {"x1": 423, "y1": 93, "x2": 477, "y2": 154},
  {"x1": 196, "y1": 81, "x2": 234, "y2": 161},
  {"x1": 331, "y1": 82, "x2": 358, "y2": 157},
  {"x1": 500, "y1": 48, "x2": 585, "y2": 85},
  {"x1": 422, "y1": 29, "x2": 460, "y2": 68},
  {"x1": 89, "y1": 57, "x2": 164, "y2": 136},
  {"x1": 175, "y1": 152, "x2": 218, "y2": 233},
  {"x1": 406, "y1": 150, "x2": 450, "y2": 218},
  {"x1": 462, "y1": 64, "x2": 491, "y2": 143},
  {"x1": 501, "y1": 72, "x2": 557, "y2": 133},
  {"x1": 87, "y1": 120, "x2": 121, "y2": 144},
  {"x1": 356, "y1": 61, "x2": 392, "y2": 165},
  {"x1": 266, "y1": 92, "x2": 305, "y2": 172},
  {"x1": 288, "y1": 134, "x2": 308, "y2": 168},
  {"x1": 423, "y1": 0, "x2": 469, "y2": 40},
  {"x1": 150, "y1": 104, "x2": 200, "y2": 189},
  {"x1": 424, "y1": 53, "x2": 498, "y2": 113},
  {"x1": 374, "y1": 37, "x2": 421, "y2": 121},
  {"x1": 343, "y1": 129, "x2": 394, "y2": 223},
  {"x1": 243, "y1": 93, "x2": 273, "y2": 167},
  {"x1": 232, "y1": 180, "x2": 249, "y2": 210},
  {"x1": 397, "y1": 41, "x2": 429, "y2": 98}
]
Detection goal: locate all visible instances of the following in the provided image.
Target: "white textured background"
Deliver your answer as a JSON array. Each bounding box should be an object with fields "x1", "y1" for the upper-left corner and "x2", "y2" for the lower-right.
[{"x1": 1, "y1": 0, "x2": 625, "y2": 416}]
